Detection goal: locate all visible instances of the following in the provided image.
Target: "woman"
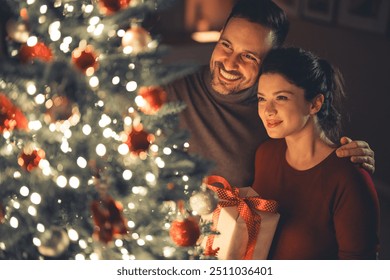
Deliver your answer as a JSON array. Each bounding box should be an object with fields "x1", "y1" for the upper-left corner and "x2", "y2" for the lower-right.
[{"x1": 252, "y1": 47, "x2": 379, "y2": 259}]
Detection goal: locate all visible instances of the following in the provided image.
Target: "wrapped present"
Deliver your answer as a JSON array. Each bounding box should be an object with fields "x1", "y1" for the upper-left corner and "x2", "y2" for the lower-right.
[{"x1": 201, "y1": 175, "x2": 279, "y2": 260}]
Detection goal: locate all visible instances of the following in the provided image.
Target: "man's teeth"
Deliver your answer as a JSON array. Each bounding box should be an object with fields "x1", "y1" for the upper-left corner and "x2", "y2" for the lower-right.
[{"x1": 220, "y1": 69, "x2": 240, "y2": 80}]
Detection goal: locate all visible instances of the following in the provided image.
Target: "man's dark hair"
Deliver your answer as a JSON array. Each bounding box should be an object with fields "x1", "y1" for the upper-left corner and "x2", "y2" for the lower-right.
[{"x1": 225, "y1": 0, "x2": 289, "y2": 48}]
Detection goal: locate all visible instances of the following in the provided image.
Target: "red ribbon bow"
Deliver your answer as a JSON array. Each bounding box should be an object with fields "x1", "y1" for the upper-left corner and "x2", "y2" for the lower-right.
[{"x1": 204, "y1": 175, "x2": 278, "y2": 259}]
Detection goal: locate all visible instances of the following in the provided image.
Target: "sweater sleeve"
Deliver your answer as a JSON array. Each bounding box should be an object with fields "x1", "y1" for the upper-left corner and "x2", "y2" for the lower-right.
[{"x1": 333, "y1": 168, "x2": 380, "y2": 259}]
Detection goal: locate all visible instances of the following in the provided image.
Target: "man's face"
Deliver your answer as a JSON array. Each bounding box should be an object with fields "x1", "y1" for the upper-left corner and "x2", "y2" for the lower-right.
[{"x1": 210, "y1": 17, "x2": 274, "y2": 95}]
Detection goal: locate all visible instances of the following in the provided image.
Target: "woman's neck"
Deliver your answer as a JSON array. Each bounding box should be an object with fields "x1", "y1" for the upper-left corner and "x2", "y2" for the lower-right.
[{"x1": 284, "y1": 123, "x2": 336, "y2": 171}]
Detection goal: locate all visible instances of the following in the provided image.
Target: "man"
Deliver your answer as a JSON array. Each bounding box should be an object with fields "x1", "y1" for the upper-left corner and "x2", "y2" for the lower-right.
[{"x1": 165, "y1": 0, "x2": 374, "y2": 187}]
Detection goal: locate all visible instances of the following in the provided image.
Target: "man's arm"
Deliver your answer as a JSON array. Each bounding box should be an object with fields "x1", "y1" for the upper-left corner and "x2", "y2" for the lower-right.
[{"x1": 336, "y1": 137, "x2": 375, "y2": 174}]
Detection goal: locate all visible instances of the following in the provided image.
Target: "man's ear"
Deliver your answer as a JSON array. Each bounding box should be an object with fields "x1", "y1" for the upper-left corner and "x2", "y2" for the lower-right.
[{"x1": 310, "y1": 94, "x2": 324, "y2": 114}]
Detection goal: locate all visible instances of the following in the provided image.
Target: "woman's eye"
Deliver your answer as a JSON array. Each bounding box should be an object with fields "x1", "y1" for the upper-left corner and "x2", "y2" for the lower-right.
[
  {"x1": 257, "y1": 96, "x2": 265, "y2": 102},
  {"x1": 276, "y1": 95, "x2": 288, "y2": 100}
]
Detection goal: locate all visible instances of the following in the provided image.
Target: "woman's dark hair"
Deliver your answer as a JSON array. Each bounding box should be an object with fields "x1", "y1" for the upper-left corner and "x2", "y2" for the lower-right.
[
  {"x1": 260, "y1": 47, "x2": 346, "y2": 143},
  {"x1": 225, "y1": 0, "x2": 289, "y2": 48}
]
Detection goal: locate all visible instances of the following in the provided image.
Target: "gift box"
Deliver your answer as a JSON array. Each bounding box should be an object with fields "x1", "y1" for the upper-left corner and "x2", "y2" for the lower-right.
[{"x1": 201, "y1": 176, "x2": 280, "y2": 260}]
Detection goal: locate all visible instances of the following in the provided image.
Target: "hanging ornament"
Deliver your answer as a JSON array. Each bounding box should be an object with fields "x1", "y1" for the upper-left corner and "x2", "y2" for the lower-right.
[
  {"x1": 37, "y1": 227, "x2": 70, "y2": 257},
  {"x1": 71, "y1": 45, "x2": 99, "y2": 74},
  {"x1": 98, "y1": 0, "x2": 131, "y2": 15},
  {"x1": 121, "y1": 25, "x2": 152, "y2": 54},
  {"x1": 125, "y1": 124, "x2": 153, "y2": 155},
  {"x1": 20, "y1": 8, "x2": 29, "y2": 21},
  {"x1": 169, "y1": 218, "x2": 200, "y2": 247},
  {"x1": 137, "y1": 86, "x2": 167, "y2": 115},
  {"x1": 0, "y1": 94, "x2": 28, "y2": 133},
  {"x1": 18, "y1": 147, "x2": 45, "y2": 172},
  {"x1": 189, "y1": 187, "x2": 218, "y2": 215},
  {"x1": 91, "y1": 196, "x2": 128, "y2": 243},
  {"x1": 19, "y1": 42, "x2": 53, "y2": 63},
  {"x1": 45, "y1": 96, "x2": 74, "y2": 123},
  {"x1": 5, "y1": 19, "x2": 29, "y2": 43}
]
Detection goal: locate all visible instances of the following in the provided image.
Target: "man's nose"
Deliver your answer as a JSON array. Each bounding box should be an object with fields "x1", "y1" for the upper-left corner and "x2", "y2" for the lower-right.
[{"x1": 223, "y1": 54, "x2": 239, "y2": 70}]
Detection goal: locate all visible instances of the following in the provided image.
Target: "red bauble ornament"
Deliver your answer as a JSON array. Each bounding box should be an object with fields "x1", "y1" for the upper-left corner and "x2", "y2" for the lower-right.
[
  {"x1": 72, "y1": 46, "x2": 99, "y2": 74},
  {"x1": 0, "y1": 94, "x2": 28, "y2": 133},
  {"x1": 169, "y1": 218, "x2": 200, "y2": 247},
  {"x1": 91, "y1": 196, "x2": 128, "y2": 243},
  {"x1": 138, "y1": 86, "x2": 167, "y2": 114},
  {"x1": 125, "y1": 125, "x2": 152, "y2": 155},
  {"x1": 121, "y1": 25, "x2": 152, "y2": 54},
  {"x1": 45, "y1": 96, "x2": 74, "y2": 123},
  {"x1": 18, "y1": 148, "x2": 45, "y2": 172},
  {"x1": 0, "y1": 202, "x2": 5, "y2": 224},
  {"x1": 19, "y1": 42, "x2": 53, "y2": 63},
  {"x1": 98, "y1": 0, "x2": 131, "y2": 14}
]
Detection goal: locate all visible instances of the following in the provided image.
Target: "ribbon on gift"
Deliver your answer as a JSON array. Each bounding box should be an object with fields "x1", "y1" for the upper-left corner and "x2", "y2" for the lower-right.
[{"x1": 203, "y1": 175, "x2": 278, "y2": 259}]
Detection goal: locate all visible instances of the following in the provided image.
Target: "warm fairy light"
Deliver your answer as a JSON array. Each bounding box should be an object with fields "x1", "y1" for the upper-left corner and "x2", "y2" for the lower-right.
[
  {"x1": 40, "y1": 5, "x2": 48, "y2": 14},
  {"x1": 129, "y1": 63, "x2": 135, "y2": 70},
  {"x1": 30, "y1": 192, "x2": 42, "y2": 204},
  {"x1": 137, "y1": 239, "x2": 145, "y2": 246},
  {"x1": 60, "y1": 139, "x2": 70, "y2": 153},
  {"x1": 20, "y1": 186, "x2": 29, "y2": 197},
  {"x1": 39, "y1": 159, "x2": 51, "y2": 176},
  {"x1": 26, "y1": 82, "x2": 37, "y2": 95},
  {"x1": 97, "y1": 100, "x2": 104, "y2": 107},
  {"x1": 27, "y1": 36, "x2": 38, "y2": 47},
  {"x1": 127, "y1": 203, "x2": 135, "y2": 209},
  {"x1": 121, "y1": 248, "x2": 129, "y2": 255},
  {"x1": 132, "y1": 233, "x2": 139, "y2": 239},
  {"x1": 163, "y1": 147, "x2": 172, "y2": 155},
  {"x1": 145, "y1": 172, "x2": 156, "y2": 184},
  {"x1": 28, "y1": 120, "x2": 42, "y2": 131},
  {"x1": 68, "y1": 229, "x2": 79, "y2": 241},
  {"x1": 82, "y1": 124, "x2": 92, "y2": 135},
  {"x1": 0, "y1": 243, "x2": 5, "y2": 250},
  {"x1": 124, "y1": 116, "x2": 132, "y2": 126},
  {"x1": 155, "y1": 157, "x2": 165, "y2": 168},
  {"x1": 39, "y1": 16, "x2": 47, "y2": 24},
  {"x1": 118, "y1": 143, "x2": 129, "y2": 155},
  {"x1": 77, "y1": 157, "x2": 87, "y2": 168},
  {"x1": 49, "y1": 21, "x2": 61, "y2": 41},
  {"x1": 69, "y1": 176, "x2": 80, "y2": 189},
  {"x1": 63, "y1": 129, "x2": 72, "y2": 139},
  {"x1": 115, "y1": 240, "x2": 123, "y2": 247},
  {"x1": 94, "y1": 24, "x2": 105, "y2": 36},
  {"x1": 89, "y1": 16, "x2": 100, "y2": 26},
  {"x1": 56, "y1": 175, "x2": 67, "y2": 188},
  {"x1": 37, "y1": 223, "x2": 45, "y2": 232},
  {"x1": 79, "y1": 240, "x2": 87, "y2": 249},
  {"x1": 122, "y1": 169, "x2": 133, "y2": 181},
  {"x1": 132, "y1": 186, "x2": 148, "y2": 196},
  {"x1": 89, "y1": 76, "x2": 99, "y2": 88},
  {"x1": 96, "y1": 143, "x2": 107, "y2": 156},
  {"x1": 27, "y1": 0, "x2": 36, "y2": 5},
  {"x1": 134, "y1": 95, "x2": 145, "y2": 108},
  {"x1": 13, "y1": 171, "x2": 21, "y2": 178},
  {"x1": 65, "y1": 4, "x2": 75, "y2": 13},
  {"x1": 145, "y1": 235, "x2": 153, "y2": 241},
  {"x1": 164, "y1": 222, "x2": 170, "y2": 229},
  {"x1": 150, "y1": 144, "x2": 158, "y2": 152},
  {"x1": 184, "y1": 142, "x2": 190, "y2": 148},
  {"x1": 35, "y1": 94, "x2": 45, "y2": 104},
  {"x1": 123, "y1": 46, "x2": 133, "y2": 54},
  {"x1": 163, "y1": 247, "x2": 176, "y2": 258},
  {"x1": 112, "y1": 76, "x2": 120, "y2": 85},
  {"x1": 126, "y1": 81, "x2": 137, "y2": 92},
  {"x1": 117, "y1": 29, "x2": 125, "y2": 37},
  {"x1": 127, "y1": 221, "x2": 135, "y2": 228},
  {"x1": 3, "y1": 131, "x2": 11, "y2": 139},
  {"x1": 182, "y1": 175, "x2": 189, "y2": 182},
  {"x1": 12, "y1": 200, "x2": 20, "y2": 209},
  {"x1": 84, "y1": 4, "x2": 94, "y2": 14},
  {"x1": 75, "y1": 254, "x2": 85, "y2": 260},
  {"x1": 63, "y1": 36, "x2": 72, "y2": 45},
  {"x1": 28, "y1": 206, "x2": 37, "y2": 216},
  {"x1": 10, "y1": 217, "x2": 19, "y2": 228},
  {"x1": 33, "y1": 237, "x2": 41, "y2": 247},
  {"x1": 99, "y1": 114, "x2": 111, "y2": 127}
]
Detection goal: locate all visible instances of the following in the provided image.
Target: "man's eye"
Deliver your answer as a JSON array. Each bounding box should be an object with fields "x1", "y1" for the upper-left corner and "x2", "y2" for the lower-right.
[
  {"x1": 277, "y1": 96, "x2": 288, "y2": 100},
  {"x1": 221, "y1": 41, "x2": 230, "y2": 48}
]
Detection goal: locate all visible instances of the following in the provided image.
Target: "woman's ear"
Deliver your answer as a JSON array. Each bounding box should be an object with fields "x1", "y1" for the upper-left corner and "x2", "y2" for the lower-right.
[{"x1": 310, "y1": 94, "x2": 324, "y2": 114}]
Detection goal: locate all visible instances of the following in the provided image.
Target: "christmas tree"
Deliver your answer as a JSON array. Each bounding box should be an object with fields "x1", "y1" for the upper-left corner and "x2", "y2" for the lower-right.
[{"x1": 0, "y1": 0, "x2": 216, "y2": 260}]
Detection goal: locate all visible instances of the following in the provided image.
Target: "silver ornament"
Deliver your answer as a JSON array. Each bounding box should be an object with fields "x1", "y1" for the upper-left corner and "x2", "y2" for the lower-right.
[{"x1": 189, "y1": 189, "x2": 218, "y2": 215}]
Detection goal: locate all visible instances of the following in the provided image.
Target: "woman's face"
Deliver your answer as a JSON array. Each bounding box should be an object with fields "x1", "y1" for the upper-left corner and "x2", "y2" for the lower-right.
[{"x1": 257, "y1": 73, "x2": 314, "y2": 139}]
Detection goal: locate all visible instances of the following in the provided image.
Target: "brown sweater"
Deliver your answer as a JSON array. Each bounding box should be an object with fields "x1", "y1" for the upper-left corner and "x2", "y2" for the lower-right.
[
  {"x1": 164, "y1": 65, "x2": 267, "y2": 187},
  {"x1": 252, "y1": 139, "x2": 380, "y2": 259}
]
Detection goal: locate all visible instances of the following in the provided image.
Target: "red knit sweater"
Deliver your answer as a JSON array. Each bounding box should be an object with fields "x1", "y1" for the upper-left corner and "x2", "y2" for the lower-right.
[{"x1": 252, "y1": 139, "x2": 380, "y2": 259}]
